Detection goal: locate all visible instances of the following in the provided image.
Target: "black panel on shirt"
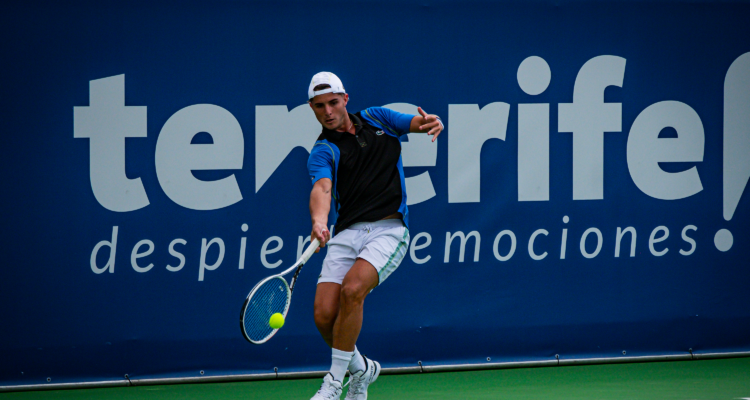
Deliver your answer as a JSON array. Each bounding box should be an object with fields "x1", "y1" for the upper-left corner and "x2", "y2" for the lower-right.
[{"x1": 319, "y1": 112, "x2": 403, "y2": 234}]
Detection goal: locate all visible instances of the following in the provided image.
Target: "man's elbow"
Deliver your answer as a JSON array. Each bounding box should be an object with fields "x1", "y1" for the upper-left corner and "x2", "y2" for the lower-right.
[{"x1": 313, "y1": 178, "x2": 332, "y2": 194}]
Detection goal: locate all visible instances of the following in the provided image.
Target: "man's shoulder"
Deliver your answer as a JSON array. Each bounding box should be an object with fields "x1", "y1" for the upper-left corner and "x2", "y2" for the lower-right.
[
  {"x1": 310, "y1": 136, "x2": 343, "y2": 157},
  {"x1": 356, "y1": 108, "x2": 381, "y2": 129},
  {"x1": 359, "y1": 107, "x2": 405, "y2": 136},
  {"x1": 358, "y1": 106, "x2": 383, "y2": 119}
]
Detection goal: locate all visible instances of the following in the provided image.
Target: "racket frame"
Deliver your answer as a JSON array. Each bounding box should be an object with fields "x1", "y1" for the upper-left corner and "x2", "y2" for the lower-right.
[{"x1": 240, "y1": 238, "x2": 320, "y2": 344}]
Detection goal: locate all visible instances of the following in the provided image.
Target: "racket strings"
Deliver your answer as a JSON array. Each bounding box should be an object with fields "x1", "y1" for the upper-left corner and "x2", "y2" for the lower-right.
[{"x1": 243, "y1": 277, "x2": 290, "y2": 342}]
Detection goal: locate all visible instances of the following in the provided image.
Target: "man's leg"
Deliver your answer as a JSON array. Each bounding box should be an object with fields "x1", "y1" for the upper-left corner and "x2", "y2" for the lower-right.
[
  {"x1": 310, "y1": 260, "x2": 377, "y2": 399},
  {"x1": 332, "y1": 258, "x2": 379, "y2": 351},
  {"x1": 313, "y1": 282, "x2": 341, "y2": 348},
  {"x1": 310, "y1": 232, "x2": 372, "y2": 399},
  {"x1": 314, "y1": 270, "x2": 370, "y2": 375},
  {"x1": 332, "y1": 259, "x2": 381, "y2": 400}
]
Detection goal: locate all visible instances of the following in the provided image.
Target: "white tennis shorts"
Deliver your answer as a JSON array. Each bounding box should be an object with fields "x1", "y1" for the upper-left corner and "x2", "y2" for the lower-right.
[{"x1": 318, "y1": 219, "x2": 410, "y2": 286}]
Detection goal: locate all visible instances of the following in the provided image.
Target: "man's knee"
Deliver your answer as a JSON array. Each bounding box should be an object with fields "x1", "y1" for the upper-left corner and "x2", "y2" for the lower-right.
[
  {"x1": 314, "y1": 303, "x2": 338, "y2": 328},
  {"x1": 340, "y1": 280, "x2": 369, "y2": 305}
]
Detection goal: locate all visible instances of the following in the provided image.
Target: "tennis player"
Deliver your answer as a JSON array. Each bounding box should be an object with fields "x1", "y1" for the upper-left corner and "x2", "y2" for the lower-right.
[{"x1": 306, "y1": 72, "x2": 443, "y2": 399}]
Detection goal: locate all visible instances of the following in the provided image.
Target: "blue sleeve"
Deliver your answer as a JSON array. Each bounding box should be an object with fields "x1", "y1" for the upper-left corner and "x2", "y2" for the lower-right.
[
  {"x1": 362, "y1": 107, "x2": 415, "y2": 136},
  {"x1": 307, "y1": 141, "x2": 334, "y2": 186}
]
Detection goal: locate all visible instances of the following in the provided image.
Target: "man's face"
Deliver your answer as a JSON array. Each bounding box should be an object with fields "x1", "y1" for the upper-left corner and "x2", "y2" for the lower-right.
[{"x1": 309, "y1": 92, "x2": 349, "y2": 131}]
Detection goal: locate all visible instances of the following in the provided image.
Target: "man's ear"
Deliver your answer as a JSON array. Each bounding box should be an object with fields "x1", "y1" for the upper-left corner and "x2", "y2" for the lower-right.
[{"x1": 343, "y1": 94, "x2": 349, "y2": 105}]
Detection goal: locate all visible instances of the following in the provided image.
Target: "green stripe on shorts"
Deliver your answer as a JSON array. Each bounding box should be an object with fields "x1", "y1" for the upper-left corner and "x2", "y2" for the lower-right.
[{"x1": 378, "y1": 228, "x2": 409, "y2": 284}]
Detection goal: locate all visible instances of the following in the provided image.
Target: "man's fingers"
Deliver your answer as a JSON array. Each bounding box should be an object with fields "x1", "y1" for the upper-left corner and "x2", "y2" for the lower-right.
[
  {"x1": 430, "y1": 123, "x2": 443, "y2": 141},
  {"x1": 418, "y1": 107, "x2": 427, "y2": 117},
  {"x1": 420, "y1": 120, "x2": 440, "y2": 131},
  {"x1": 312, "y1": 228, "x2": 329, "y2": 248},
  {"x1": 319, "y1": 230, "x2": 328, "y2": 246},
  {"x1": 419, "y1": 115, "x2": 438, "y2": 129}
]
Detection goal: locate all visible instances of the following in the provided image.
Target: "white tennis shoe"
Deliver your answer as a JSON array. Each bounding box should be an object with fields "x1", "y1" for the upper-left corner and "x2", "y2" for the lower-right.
[
  {"x1": 311, "y1": 373, "x2": 343, "y2": 400},
  {"x1": 345, "y1": 355, "x2": 381, "y2": 400}
]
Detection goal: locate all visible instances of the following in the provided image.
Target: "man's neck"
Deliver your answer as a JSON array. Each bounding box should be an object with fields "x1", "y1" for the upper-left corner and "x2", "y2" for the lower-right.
[{"x1": 335, "y1": 113, "x2": 355, "y2": 135}]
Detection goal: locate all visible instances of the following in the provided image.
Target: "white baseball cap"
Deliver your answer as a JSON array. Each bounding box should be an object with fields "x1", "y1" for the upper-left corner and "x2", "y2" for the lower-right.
[{"x1": 308, "y1": 72, "x2": 346, "y2": 100}]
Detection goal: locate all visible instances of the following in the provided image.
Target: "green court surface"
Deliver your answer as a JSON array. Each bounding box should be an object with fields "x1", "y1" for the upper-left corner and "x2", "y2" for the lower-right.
[{"x1": 4, "y1": 358, "x2": 749, "y2": 400}]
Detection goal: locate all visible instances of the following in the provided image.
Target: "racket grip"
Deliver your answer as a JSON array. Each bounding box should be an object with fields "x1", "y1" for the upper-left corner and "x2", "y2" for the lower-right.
[{"x1": 300, "y1": 238, "x2": 320, "y2": 264}]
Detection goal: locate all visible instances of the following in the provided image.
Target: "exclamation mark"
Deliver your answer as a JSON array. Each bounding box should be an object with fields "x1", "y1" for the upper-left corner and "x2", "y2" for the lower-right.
[
  {"x1": 517, "y1": 55, "x2": 552, "y2": 202},
  {"x1": 719, "y1": 52, "x2": 750, "y2": 252}
]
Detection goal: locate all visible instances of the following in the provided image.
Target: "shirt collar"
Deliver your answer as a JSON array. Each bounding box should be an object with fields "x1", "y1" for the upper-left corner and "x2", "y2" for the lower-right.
[{"x1": 322, "y1": 113, "x2": 362, "y2": 140}]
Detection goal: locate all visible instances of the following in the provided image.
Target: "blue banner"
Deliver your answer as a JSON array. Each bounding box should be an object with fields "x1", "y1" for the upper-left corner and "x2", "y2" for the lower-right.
[{"x1": 1, "y1": 0, "x2": 749, "y2": 387}]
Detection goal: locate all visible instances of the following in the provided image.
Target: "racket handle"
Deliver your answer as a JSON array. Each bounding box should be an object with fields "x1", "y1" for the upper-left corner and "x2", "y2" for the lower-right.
[{"x1": 299, "y1": 238, "x2": 320, "y2": 265}]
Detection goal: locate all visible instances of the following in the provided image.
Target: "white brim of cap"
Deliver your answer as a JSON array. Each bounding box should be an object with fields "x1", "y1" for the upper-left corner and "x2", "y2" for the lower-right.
[{"x1": 309, "y1": 88, "x2": 346, "y2": 100}]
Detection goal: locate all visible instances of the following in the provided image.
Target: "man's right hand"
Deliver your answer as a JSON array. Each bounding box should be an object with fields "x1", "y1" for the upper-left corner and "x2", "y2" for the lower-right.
[
  {"x1": 309, "y1": 178, "x2": 332, "y2": 253},
  {"x1": 311, "y1": 222, "x2": 330, "y2": 253}
]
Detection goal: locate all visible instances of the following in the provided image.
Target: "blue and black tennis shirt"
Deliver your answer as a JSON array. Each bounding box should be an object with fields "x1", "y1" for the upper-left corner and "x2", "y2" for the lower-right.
[{"x1": 307, "y1": 107, "x2": 416, "y2": 235}]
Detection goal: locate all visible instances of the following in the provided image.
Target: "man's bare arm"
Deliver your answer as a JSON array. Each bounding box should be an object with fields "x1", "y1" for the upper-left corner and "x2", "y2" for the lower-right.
[{"x1": 310, "y1": 178, "x2": 332, "y2": 252}]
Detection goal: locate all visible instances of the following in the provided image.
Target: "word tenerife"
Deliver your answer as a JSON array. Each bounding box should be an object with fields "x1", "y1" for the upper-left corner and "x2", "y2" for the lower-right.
[
  {"x1": 74, "y1": 53, "x2": 750, "y2": 215},
  {"x1": 75, "y1": 54, "x2": 748, "y2": 254}
]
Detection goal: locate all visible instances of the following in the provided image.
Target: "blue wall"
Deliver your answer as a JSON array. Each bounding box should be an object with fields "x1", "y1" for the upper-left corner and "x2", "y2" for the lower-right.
[{"x1": 1, "y1": 0, "x2": 749, "y2": 386}]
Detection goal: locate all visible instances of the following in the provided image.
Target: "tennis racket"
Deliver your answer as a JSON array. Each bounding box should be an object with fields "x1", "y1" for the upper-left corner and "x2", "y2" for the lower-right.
[{"x1": 240, "y1": 238, "x2": 320, "y2": 344}]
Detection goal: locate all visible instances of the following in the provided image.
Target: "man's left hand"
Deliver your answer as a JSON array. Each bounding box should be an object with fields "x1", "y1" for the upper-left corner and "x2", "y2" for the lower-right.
[{"x1": 417, "y1": 107, "x2": 443, "y2": 142}]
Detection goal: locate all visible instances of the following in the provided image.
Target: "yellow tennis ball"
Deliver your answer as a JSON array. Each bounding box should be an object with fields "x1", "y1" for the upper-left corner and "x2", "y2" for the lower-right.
[{"x1": 269, "y1": 313, "x2": 285, "y2": 329}]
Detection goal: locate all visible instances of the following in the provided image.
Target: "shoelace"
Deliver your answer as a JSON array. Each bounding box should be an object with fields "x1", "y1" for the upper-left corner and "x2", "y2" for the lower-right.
[
  {"x1": 346, "y1": 372, "x2": 366, "y2": 395},
  {"x1": 316, "y1": 382, "x2": 339, "y2": 398}
]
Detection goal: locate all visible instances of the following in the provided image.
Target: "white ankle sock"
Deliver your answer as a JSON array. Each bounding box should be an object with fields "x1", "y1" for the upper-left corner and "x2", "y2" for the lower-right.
[
  {"x1": 330, "y1": 348, "x2": 353, "y2": 383},
  {"x1": 348, "y1": 346, "x2": 366, "y2": 373}
]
